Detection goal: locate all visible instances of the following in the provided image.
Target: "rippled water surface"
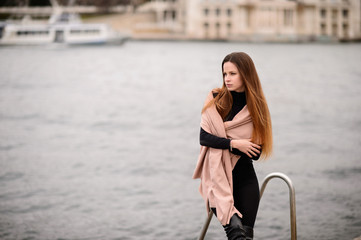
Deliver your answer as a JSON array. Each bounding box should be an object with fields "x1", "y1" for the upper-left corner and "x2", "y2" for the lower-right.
[{"x1": 0, "y1": 41, "x2": 360, "y2": 240}]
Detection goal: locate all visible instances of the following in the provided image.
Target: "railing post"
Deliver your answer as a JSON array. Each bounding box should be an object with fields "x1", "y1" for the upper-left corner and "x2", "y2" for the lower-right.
[
  {"x1": 198, "y1": 210, "x2": 213, "y2": 240},
  {"x1": 260, "y1": 172, "x2": 297, "y2": 240},
  {"x1": 197, "y1": 172, "x2": 297, "y2": 240}
]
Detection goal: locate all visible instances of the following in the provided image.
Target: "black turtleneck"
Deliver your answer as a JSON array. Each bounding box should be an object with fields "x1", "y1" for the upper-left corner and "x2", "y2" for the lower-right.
[
  {"x1": 225, "y1": 91, "x2": 247, "y2": 121},
  {"x1": 199, "y1": 91, "x2": 260, "y2": 160}
]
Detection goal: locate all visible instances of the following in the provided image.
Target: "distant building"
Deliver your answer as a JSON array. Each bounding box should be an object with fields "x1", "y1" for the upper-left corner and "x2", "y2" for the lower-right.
[
  {"x1": 136, "y1": 0, "x2": 361, "y2": 42},
  {"x1": 134, "y1": 0, "x2": 186, "y2": 37}
]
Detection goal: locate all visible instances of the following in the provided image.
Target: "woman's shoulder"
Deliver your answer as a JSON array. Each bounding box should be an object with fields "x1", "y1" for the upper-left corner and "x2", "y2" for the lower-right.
[
  {"x1": 211, "y1": 88, "x2": 221, "y2": 98},
  {"x1": 203, "y1": 88, "x2": 219, "y2": 107},
  {"x1": 205, "y1": 88, "x2": 220, "y2": 101}
]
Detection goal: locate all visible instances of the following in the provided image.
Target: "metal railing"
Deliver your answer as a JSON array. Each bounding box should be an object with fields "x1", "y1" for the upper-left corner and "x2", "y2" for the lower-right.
[
  {"x1": 197, "y1": 172, "x2": 297, "y2": 240},
  {"x1": 260, "y1": 172, "x2": 297, "y2": 240},
  {"x1": 198, "y1": 210, "x2": 214, "y2": 240}
]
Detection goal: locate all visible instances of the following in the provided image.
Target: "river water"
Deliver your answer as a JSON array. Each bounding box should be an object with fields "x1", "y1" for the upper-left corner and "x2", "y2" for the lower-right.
[{"x1": 0, "y1": 41, "x2": 360, "y2": 240}]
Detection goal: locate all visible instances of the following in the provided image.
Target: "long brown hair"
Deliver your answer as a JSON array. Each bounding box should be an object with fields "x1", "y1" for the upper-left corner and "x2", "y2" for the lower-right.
[{"x1": 202, "y1": 52, "x2": 273, "y2": 159}]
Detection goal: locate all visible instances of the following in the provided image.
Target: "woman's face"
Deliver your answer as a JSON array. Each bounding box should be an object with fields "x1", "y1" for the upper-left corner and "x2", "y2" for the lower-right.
[{"x1": 223, "y1": 61, "x2": 244, "y2": 92}]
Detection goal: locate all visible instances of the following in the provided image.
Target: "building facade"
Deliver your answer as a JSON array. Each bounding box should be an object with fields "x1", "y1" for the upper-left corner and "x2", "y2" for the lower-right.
[
  {"x1": 135, "y1": 0, "x2": 186, "y2": 36},
  {"x1": 136, "y1": 0, "x2": 361, "y2": 41}
]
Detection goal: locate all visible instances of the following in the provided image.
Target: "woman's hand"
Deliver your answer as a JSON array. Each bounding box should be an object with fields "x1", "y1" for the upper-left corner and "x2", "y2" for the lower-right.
[{"x1": 230, "y1": 139, "x2": 261, "y2": 158}]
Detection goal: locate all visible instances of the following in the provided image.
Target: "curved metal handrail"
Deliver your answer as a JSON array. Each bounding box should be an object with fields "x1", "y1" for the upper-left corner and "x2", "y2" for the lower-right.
[
  {"x1": 197, "y1": 172, "x2": 297, "y2": 240},
  {"x1": 260, "y1": 172, "x2": 297, "y2": 240},
  {"x1": 198, "y1": 210, "x2": 213, "y2": 240}
]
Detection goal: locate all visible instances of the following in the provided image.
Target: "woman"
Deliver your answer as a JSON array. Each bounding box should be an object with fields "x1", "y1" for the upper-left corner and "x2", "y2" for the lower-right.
[{"x1": 193, "y1": 52, "x2": 272, "y2": 240}]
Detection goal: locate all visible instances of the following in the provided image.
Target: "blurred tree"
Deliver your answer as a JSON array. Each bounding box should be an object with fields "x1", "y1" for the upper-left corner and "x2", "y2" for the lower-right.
[
  {"x1": 0, "y1": 0, "x2": 26, "y2": 6},
  {"x1": 0, "y1": 0, "x2": 149, "y2": 7},
  {"x1": 0, "y1": 0, "x2": 51, "y2": 6},
  {"x1": 93, "y1": 0, "x2": 116, "y2": 12},
  {"x1": 29, "y1": 0, "x2": 51, "y2": 5}
]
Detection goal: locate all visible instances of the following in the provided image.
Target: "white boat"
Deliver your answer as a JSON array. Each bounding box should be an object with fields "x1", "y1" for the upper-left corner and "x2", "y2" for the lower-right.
[{"x1": 0, "y1": 13, "x2": 128, "y2": 46}]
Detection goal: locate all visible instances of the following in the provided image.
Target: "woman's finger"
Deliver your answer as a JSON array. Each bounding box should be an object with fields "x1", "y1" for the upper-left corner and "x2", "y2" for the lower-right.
[
  {"x1": 251, "y1": 147, "x2": 261, "y2": 154},
  {"x1": 249, "y1": 149, "x2": 258, "y2": 157},
  {"x1": 252, "y1": 143, "x2": 261, "y2": 149}
]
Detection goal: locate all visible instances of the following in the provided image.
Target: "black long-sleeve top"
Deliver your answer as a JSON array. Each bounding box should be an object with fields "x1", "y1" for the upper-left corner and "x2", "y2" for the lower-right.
[{"x1": 199, "y1": 91, "x2": 261, "y2": 161}]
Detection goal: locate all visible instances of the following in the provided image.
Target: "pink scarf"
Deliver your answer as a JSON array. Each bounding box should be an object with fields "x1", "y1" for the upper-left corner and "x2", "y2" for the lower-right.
[{"x1": 192, "y1": 90, "x2": 254, "y2": 225}]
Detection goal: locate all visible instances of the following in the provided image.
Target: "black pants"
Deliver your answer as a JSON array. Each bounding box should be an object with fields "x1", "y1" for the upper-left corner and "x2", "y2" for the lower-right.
[
  {"x1": 232, "y1": 159, "x2": 260, "y2": 228},
  {"x1": 212, "y1": 159, "x2": 260, "y2": 228}
]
